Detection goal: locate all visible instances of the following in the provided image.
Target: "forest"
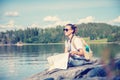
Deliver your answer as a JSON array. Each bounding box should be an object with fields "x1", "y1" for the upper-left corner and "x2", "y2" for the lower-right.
[{"x1": 0, "y1": 23, "x2": 120, "y2": 44}]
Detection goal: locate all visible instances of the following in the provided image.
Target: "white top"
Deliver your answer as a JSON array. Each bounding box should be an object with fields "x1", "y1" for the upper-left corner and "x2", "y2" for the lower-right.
[{"x1": 65, "y1": 36, "x2": 83, "y2": 52}]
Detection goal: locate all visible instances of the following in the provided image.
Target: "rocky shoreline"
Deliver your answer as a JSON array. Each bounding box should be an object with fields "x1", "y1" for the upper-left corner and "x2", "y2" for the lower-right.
[{"x1": 26, "y1": 58, "x2": 120, "y2": 80}]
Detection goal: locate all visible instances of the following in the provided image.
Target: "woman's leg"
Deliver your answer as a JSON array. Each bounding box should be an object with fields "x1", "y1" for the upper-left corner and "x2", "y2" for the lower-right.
[
  {"x1": 68, "y1": 55, "x2": 92, "y2": 67},
  {"x1": 68, "y1": 55, "x2": 85, "y2": 67}
]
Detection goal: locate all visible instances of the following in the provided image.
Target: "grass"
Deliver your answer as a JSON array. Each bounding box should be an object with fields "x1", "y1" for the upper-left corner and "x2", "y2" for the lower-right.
[{"x1": 83, "y1": 37, "x2": 108, "y2": 44}]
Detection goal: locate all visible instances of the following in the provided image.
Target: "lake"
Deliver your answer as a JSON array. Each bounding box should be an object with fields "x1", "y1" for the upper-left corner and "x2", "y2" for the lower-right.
[{"x1": 0, "y1": 43, "x2": 120, "y2": 80}]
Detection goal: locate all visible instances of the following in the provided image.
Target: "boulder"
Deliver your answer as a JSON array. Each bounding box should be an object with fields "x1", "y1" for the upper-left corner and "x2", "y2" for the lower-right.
[{"x1": 26, "y1": 58, "x2": 120, "y2": 80}]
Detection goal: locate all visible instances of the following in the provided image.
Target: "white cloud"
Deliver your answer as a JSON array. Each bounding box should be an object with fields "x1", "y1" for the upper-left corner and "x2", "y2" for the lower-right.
[
  {"x1": 107, "y1": 16, "x2": 120, "y2": 25},
  {"x1": 5, "y1": 11, "x2": 19, "y2": 17},
  {"x1": 44, "y1": 20, "x2": 70, "y2": 28},
  {"x1": 77, "y1": 16, "x2": 95, "y2": 24},
  {"x1": 0, "y1": 25, "x2": 5, "y2": 29},
  {"x1": 29, "y1": 23, "x2": 41, "y2": 28},
  {"x1": 43, "y1": 16, "x2": 60, "y2": 22},
  {"x1": 0, "y1": 20, "x2": 25, "y2": 31},
  {"x1": 43, "y1": 15, "x2": 71, "y2": 28},
  {"x1": 7, "y1": 20, "x2": 15, "y2": 27},
  {"x1": 55, "y1": 20, "x2": 71, "y2": 26},
  {"x1": 113, "y1": 16, "x2": 120, "y2": 23}
]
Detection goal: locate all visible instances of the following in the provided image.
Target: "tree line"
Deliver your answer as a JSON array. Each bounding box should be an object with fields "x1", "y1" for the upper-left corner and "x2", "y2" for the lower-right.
[{"x1": 0, "y1": 23, "x2": 120, "y2": 44}]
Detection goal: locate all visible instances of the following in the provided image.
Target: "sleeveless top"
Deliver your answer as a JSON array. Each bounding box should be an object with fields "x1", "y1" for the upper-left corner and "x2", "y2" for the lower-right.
[{"x1": 65, "y1": 36, "x2": 83, "y2": 52}]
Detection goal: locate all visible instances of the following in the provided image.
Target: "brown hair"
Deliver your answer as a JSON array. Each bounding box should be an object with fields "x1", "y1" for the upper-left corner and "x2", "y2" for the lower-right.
[{"x1": 66, "y1": 24, "x2": 77, "y2": 34}]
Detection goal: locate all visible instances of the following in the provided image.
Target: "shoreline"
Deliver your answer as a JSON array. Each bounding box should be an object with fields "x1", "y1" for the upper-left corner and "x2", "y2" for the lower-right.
[
  {"x1": 0, "y1": 42, "x2": 119, "y2": 46},
  {"x1": 0, "y1": 43, "x2": 64, "y2": 46}
]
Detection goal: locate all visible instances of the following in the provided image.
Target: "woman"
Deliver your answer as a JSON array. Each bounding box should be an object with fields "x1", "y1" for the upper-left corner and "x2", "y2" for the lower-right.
[{"x1": 63, "y1": 24, "x2": 92, "y2": 67}]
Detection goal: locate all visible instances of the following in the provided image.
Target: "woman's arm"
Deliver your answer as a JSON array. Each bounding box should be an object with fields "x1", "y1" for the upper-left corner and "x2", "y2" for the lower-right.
[
  {"x1": 64, "y1": 47, "x2": 68, "y2": 53},
  {"x1": 64, "y1": 40, "x2": 69, "y2": 53},
  {"x1": 70, "y1": 37, "x2": 84, "y2": 56},
  {"x1": 70, "y1": 48, "x2": 84, "y2": 56}
]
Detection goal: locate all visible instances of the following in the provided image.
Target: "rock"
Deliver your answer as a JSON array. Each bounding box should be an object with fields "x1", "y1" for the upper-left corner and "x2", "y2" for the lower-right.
[
  {"x1": 112, "y1": 59, "x2": 120, "y2": 80},
  {"x1": 26, "y1": 63, "x2": 102, "y2": 80},
  {"x1": 87, "y1": 67, "x2": 107, "y2": 77},
  {"x1": 115, "y1": 59, "x2": 120, "y2": 70},
  {"x1": 44, "y1": 77, "x2": 54, "y2": 80},
  {"x1": 112, "y1": 76, "x2": 120, "y2": 80},
  {"x1": 26, "y1": 58, "x2": 120, "y2": 80}
]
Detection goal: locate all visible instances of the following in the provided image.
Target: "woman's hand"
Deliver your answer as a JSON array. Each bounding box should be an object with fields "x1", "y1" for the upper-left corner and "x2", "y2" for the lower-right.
[
  {"x1": 70, "y1": 51, "x2": 78, "y2": 55},
  {"x1": 70, "y1": 49, "x2": 84, "y2": 56}
]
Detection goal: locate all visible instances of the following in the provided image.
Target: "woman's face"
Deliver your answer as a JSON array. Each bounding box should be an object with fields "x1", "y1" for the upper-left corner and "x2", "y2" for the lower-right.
[{"x1": 63, "y1": 25, "x2": 73, "y2": 37}]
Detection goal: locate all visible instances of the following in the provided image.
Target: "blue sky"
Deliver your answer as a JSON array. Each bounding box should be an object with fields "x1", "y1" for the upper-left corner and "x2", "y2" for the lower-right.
[{"x1": 0, "y1": 0, "x2": 120, "y2": 31}]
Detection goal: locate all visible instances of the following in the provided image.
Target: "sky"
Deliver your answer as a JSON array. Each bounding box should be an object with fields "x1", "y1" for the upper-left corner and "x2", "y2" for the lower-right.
[{"x1": 0, "y1": 0, "x2": 120, "y2": 31}]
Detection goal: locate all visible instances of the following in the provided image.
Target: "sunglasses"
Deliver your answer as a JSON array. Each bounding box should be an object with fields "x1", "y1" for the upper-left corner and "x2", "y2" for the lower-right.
[{"x1": 63, "y1": 28, "x2": 71, "y2": 32}]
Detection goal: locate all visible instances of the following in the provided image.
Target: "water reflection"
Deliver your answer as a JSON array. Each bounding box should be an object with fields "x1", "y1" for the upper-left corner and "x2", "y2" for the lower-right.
[
  {"x1": 0, "y1": 44, "x2": 65, "y2": 80},
  {"x1": 90, "y1": 43, "x2": 120, "y2": 58}
]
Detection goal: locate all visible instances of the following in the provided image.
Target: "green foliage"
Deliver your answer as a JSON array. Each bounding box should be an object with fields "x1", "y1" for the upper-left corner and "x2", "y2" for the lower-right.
[
  {"x1": 0, "y1": 23, "x2": 120, "y2": 44},
  {"x1": 77, "y1": 23, "x2": 113, "y2": 40},
  {"x1": 107, "y1": 30, "x2": 120, "y2": 42}
]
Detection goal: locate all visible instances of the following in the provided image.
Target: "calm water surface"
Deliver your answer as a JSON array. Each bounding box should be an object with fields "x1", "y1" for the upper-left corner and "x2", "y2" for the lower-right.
[{"x1": 0, "y1": 43, "x2": 120, "y2": 80}]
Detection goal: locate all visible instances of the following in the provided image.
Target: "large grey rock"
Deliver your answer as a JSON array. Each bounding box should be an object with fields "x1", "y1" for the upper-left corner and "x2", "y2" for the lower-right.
[
  {"x1": 26, "y1": 58, "x2": 120, "y2": 80},
  {"x1": 26, "y1": 63, "x2": 102, "y2": 80}
]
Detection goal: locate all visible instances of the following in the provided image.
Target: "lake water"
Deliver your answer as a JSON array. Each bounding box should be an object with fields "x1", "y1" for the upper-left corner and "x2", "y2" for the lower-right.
[{"x1": 0, "y1": 43, "x2": 120, "y2": 80}]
